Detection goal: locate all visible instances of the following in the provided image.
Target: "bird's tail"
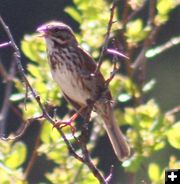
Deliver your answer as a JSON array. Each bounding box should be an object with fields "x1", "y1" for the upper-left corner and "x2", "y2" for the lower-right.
[{"x1": 95, "y1": 102, "x2": 130, "y2": 161}]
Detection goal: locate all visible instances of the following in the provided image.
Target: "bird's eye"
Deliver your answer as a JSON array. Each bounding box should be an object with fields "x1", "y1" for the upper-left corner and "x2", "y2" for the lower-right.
[{"x1": 53, "y1": 28, "x2": 60, "y2": 33}]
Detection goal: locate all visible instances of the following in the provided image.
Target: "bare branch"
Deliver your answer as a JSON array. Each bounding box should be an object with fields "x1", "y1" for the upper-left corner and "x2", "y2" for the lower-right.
[
  {"x1": 107, "y1": 48, "x2": 130, "y2": 60},
  {"x1": 80, "y1": 116, "x2": 108, "y2": 184},
  {"x1": 23, "y1": 124, "x2": 42, "y2": 180},
  {"x1": 0, "y1": 41, "x2": 11, "y2": 48},
  {"x1": 0, "y1": 59, "x2": 9, "y2": 80},
  {"x1": 146, "y1": 36, "x2": 180, "y2": 58},
  {"x1": 132, "y1": 26, "x2": 160, "y2": 71},
  {"x1": 126, "y1": 0, "x2": 148, "y2": 24},
  {"x1": 105, "y1": 61, "x2": 119, "y2": 86},
  {"x1": 131, "y1": 0, "x2": 159, "y2": 71},
  {"x1": 165, "y1": 106, "x2": 180, "y2": 117},
  {"x1": 1, "y1": 119, "x2": 31, "y2": 141},
  {"x1": 105, "y1": 165, "x2": 114, "y2": 183},
  {"x1": 121, "y1": 0, "x2": 129, "y2": 25},
  {"x1": 0, "y1": 60, "x2": 16, "y2": 137},
  {"x1": 96, "y1": 0, "x2": 118, "y2": 73}
]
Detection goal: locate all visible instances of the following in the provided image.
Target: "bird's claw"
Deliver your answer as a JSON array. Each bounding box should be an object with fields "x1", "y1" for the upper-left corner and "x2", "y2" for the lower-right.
[{"x1": 53, "y1": 120, "x2": 76, "y2": 133}]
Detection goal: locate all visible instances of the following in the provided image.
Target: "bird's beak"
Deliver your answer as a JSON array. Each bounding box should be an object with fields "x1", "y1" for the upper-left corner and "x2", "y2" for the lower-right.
[{"x1": 36, "y1": 25, "x2": 48, "y2": 37}]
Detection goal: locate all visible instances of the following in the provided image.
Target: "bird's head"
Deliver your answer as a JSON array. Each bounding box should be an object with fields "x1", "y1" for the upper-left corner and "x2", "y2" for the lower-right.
[{"x1": 37, "y1": 21, "x2": 77, "y2": 46}]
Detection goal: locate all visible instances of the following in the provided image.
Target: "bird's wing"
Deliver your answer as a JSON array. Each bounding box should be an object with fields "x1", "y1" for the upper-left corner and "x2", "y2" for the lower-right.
[
  {"x1": 77, "y1": 46, "x2": 112, "y2": 101},
  {"x1": 62, "y1": 91, "x2": 88, "y2": 117}
]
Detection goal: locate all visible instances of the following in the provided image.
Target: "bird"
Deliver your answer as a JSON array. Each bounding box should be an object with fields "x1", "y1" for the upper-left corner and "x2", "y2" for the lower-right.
[{"x1": 37, "y1": 21, "x2": 130, "y2": 161}]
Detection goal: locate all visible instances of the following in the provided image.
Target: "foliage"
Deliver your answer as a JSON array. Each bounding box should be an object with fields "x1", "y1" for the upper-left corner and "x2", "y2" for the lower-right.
[
  {"x1": 0, "y1": 0, "x2": 179, "y2": 184},
  {"x1": 0, "y1": 140, "x2": 27, "y2": 184}
]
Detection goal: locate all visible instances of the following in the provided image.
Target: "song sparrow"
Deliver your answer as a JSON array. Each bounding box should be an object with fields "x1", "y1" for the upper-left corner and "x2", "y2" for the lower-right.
[{"x1": 37, "y1": 21, "x2": 130, "y2": 161}]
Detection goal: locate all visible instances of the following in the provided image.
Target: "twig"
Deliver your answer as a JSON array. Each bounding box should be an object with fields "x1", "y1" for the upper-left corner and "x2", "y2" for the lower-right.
[
  {"x1": 105, "y1": 61, "x2": 118, "y2": 86},
  {"x1": 0, "y1": 60, "x2": 16, "y2": 137},
  {"x1": 80, "y1": 120, "x2": 108, "y2": 184},
  {"x1": 146, "y1": 36, "x2": 180, "y2": 58},
  {"x1": 0, "y1": 41, "x2": 11, "y2": 48},
  {"x1": 23, "y1": 124, "x2": 42, "y2": 180},
  {"x1": 148, "y1": 0, "x2": 156, "y2": 25},
  {"x1": 105, "y1": 165, "x2": 114, "y2": 183},
  {"x1": 78, "y1": 104, "x2": 108, "y2": 183},
  {"x1": 0, "y1": 58, "x2": 9, "y2": 81},
  {"x1": 127, "y1": 172, "x2": 136, "y2": 184},
  {"x1": 131, "y1": 46, "x2": 148, "y2": 70},
  {"x1": 1, "y1": 119, "x2": 31, "y2": 141},
  {"x1": 96, "y1": 0, "x2": 118, "y2": 73},
  {"x1": 126, "y1": 0, "x2": 148, "y2": 24},
  {"x1": 121, "y1": 0, "x2": 129, "y2": 25},
  {"x1": 70, "y1": 164, "x2": 84, "y2": 184},
  {"x1": 165, "y1": 106, "x2": 180, "y2": 117},
  {"x1": 107, "y1": 48, "x2": 130, "y2": 60},
  {"x1": 103, "y1": 47, "x2": 130, "y2": 87},
  {"x1": 131, "y1": 0, "x2": 159, "y2": 71}
]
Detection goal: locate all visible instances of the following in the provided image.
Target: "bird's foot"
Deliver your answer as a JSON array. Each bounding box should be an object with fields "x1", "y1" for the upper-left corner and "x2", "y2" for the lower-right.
[
  {"x1": 53, "y1": 120, "x2": 76, "y2": 133},
  {"x1": 53, "y1": 113, "x2": 78, "y2": 133}
]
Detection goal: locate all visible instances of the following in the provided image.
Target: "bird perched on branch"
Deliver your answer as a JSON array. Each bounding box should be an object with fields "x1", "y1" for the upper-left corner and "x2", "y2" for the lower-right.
[{"x1": 37, "y1": 21, "x2": 130, "y2": 161}]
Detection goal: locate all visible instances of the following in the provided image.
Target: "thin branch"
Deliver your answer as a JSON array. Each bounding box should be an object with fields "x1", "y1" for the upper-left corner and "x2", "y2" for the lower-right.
[
  {"x1": 23, "y1": 124, "x2": 42, "y2": 180},
  {"x1": 105, "y1": 165, "x2": 114, "y2": 183},
  {"x1": 105, "y1": 61, "x2": 119, "y2": 86},
  {"x1": 131, "y1": 46, "x2": 148, "y2": 70},
  {"x1": 80, "y1": 119, "x2": 108, "y2": 184},
  {"x1": 96, "y1": 0, "x2": 118, "y2": 73},
  {"x1": 121, "y1": 0, "x2": 129, "y2": 25},
  {"x1": 131, "y1": 0, "x2": 159, "y2": 71},
  {"x1": 70, "y1": 164, "x2": 84, "y2": 184},
  {"x1": 146, "y1": 36, "x2": 180, "y2": 58},
  {"x1": 1, "y1": 119, "x2": 31, "y2": 141},
  {"x1": 165, "y1": 106, "x2": 180, "y2": 117},
  {"x1": 0, "y1": 58, "x2": 9, "y2": 80},
  {"x1": 0, "y1": 41, "x2": 11, "y2": 48},
  {"x1": 76, "y1": 104, "x2": 109, "y2": 183},
  {"x1": 148, "y1": 0, "x2": 156, "y2": 26},
  {"x1": 107, "y1": 48, "x2": 130, "y2": 60},
  {"x1": 0, "y1": 60, "x2": 16, "y2": 137},
  {"x1": 127, "y1": 172, "x2": 136, "y2": 184},
  {"x1": 0, "y1": 17, "x2": 20, "y2": 56},
  {"x1": 126, "y1": 0, "x2": 148, "y2": 24}
]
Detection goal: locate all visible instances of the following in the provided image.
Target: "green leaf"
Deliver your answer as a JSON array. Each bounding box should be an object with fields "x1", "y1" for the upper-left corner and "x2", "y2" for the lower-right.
[
  {"x1": 155, "y1": 0, "x2": 177, "y2": 24},
  {"x1": 157, "y1": 0, "x2": 175, "y2": 15},
  {"x1": 40, "y1": 121, "x2": 62, "y2": 144},
  {"x1": 65, "y1": 7, "x2": 82, "y2": 23},
  {"x1": 40, "y1": 121, "x2": 52, "y2": 144},
  {"x1": 28, "y1": 63, "x2": 42, "y2": 79},
  {"x1": 5, "y1": 142, "x2": 27, "y2": 169},
  {"x1": 82, "y1": 172, "x2": 98, "y2": 184},
  {"x1": 21, "y1": 34, "x2": 46, "y2": 63},
  {"x1": 118, "y1": 93, "x2": 131, "y2": 102},
  {"x1": 166, "y1": 122, "x2": 180, "y2": 149},
  {"x1": 142, "y1": 79, "x2": 156, "y2": 93},
  {"x1": 122, "y1": 154, "x2": 142, "y2": 172},
  {"x1": 125, "y1": 19, "x2": 148, "y2": 43},
  {"x1": 23, "y1": 101, "x2": 41, "y2": 118},
  {"x1": 148, "y1": 163, "x2": 160, "y2": 181},
  {"x1": 10, "y1": 93, "x2": 25, "y2": 102}
]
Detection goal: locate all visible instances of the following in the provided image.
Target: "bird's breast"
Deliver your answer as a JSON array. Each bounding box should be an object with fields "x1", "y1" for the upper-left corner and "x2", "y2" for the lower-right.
[{"x1": 49, "y1": 52, "x2": 91, "y2": 106}]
